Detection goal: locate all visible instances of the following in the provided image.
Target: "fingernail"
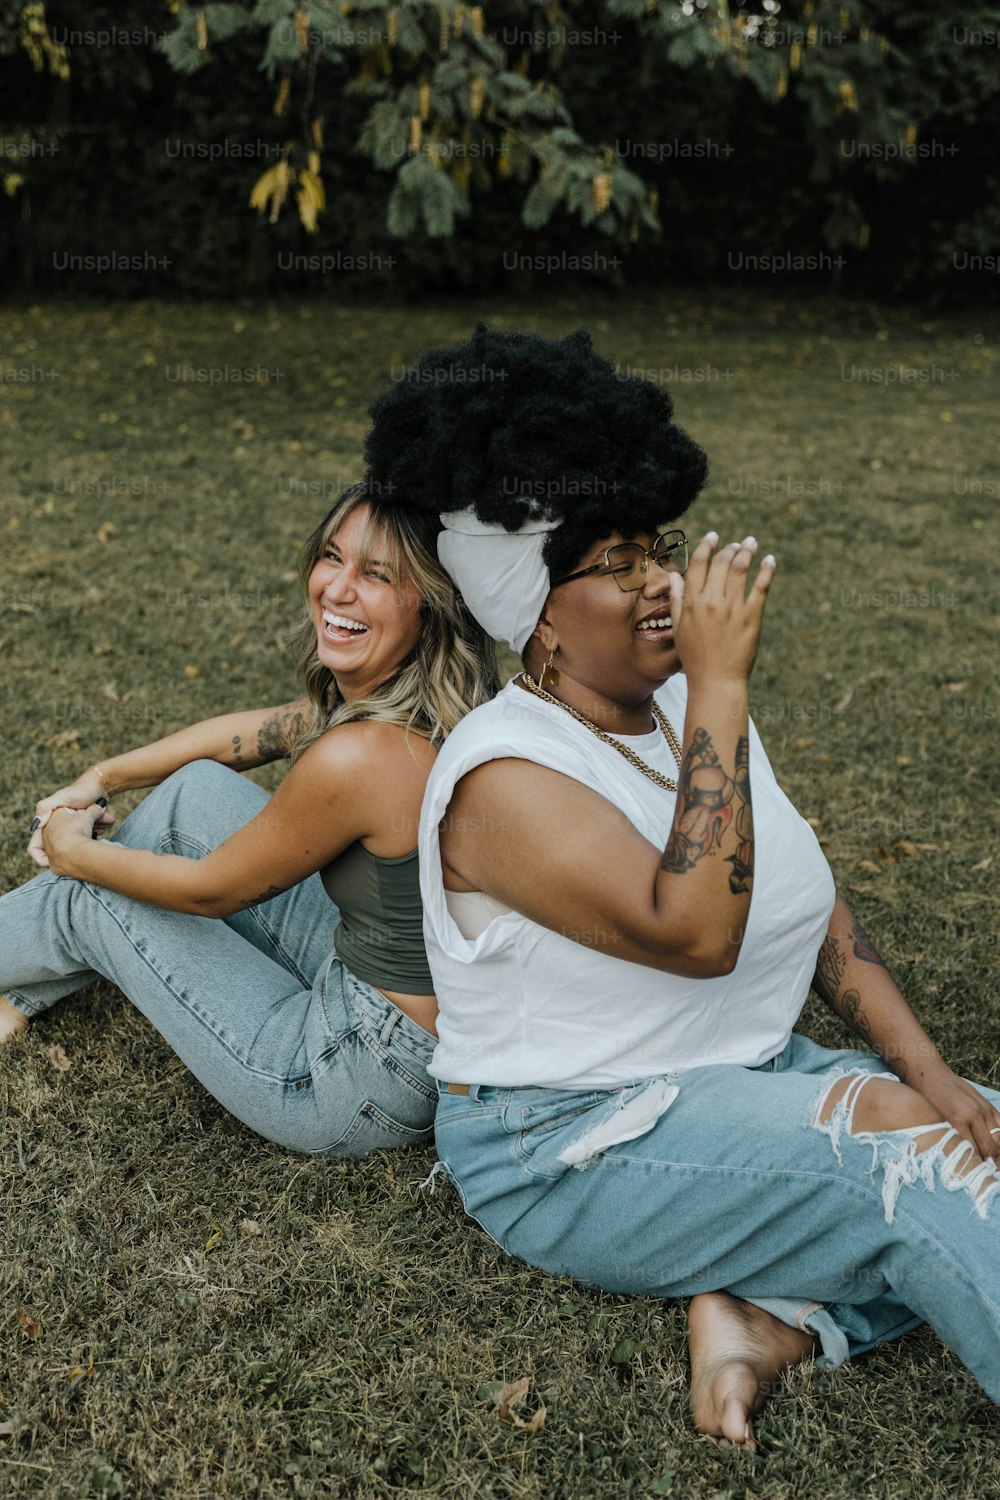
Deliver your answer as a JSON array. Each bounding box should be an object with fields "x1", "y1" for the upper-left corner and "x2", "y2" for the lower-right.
[
  {"x1": 763, "y1": 554, "x2": 776, "y2": 565},
  {"x1": 29, "y1": 816, "x2": 41, "y2": 832},
  {"x1": 705, "y1": 530, "x2": 718, "y2": 541}
]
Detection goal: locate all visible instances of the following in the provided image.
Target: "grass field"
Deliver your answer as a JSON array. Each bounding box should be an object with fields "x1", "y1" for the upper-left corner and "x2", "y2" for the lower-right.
[{"x1": 1, "y1": 290, "x2": 999, "y2": 1498}]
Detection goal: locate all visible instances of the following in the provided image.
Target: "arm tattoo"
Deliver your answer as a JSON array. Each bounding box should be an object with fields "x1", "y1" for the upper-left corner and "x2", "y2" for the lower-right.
[
  {"x1": 661, "y1": 729, "x2": 753, "y2": 896},
  {"x1": 257, "y1": 706, "x2": 307, "y2": 763},
  {"x1": 851, "y1": 918, "x2": 885, "y2": 968},
  {"x1": 841, "y1": 988, "x2": 875, "y2": 1049},
  {"x1": 232, "y1": 734, "x2": 245, "y2": 770},
  {"x1": 813, "y1": 932, "x2": 889, "y2": 1064},
  {"x1": 236, "y1": 883, "x2": 289, "y2": 910}
]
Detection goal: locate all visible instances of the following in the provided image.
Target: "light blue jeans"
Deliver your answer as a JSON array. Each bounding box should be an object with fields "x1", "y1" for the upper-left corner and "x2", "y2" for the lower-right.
[
  {"x1": 431, "y1": 1033, "x2": 1000, "y2": 1401},
  {"x1": 0, "y1": 760, "x2": 437, "y2": 1156}
]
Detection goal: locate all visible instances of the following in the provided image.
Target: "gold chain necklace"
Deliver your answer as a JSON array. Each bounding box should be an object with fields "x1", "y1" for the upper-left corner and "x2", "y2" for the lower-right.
[{"x1": 517, "y1": 672, "x2": 683, "y2": 791}]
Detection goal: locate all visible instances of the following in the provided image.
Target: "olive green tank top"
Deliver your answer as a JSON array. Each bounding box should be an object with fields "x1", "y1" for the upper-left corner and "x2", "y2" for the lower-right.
[{"x1": 320, "y1": 840, "x2": 434, "y2": 996}]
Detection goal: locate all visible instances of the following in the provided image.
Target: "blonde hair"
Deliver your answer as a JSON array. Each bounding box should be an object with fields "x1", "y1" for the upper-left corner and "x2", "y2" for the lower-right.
[{"x1": 286, "y1": 482, "x2": 501, "y2": 761}]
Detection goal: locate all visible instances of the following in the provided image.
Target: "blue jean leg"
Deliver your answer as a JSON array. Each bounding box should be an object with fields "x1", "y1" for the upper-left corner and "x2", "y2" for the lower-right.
[
  {"x1": 3, "y1": 759, "x2": 337, "y2": 1014},
  {"x1": 433, "y1": 1040, "x2": 1000, "y2": 1402},
  {"x1": 0, "y1": 761, "x2": 437, "y2": 1155}
]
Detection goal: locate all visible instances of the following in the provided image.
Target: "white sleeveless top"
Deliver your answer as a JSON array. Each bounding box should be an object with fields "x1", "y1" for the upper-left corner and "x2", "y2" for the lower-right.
[{"x1": 419, "y1": 674, "x2": 837, "y2": 1089}]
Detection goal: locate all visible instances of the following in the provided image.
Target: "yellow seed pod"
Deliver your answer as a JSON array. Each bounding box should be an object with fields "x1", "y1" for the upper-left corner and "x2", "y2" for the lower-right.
[
  {"x1": 196, "y1": 10, "x2": 208, "y2": 51},
  {"x1": 454, "y1": 6, "x2": 464, "y2": 38},
  {"x1": 807, "y1": 23, "x2": 817, "y2": 46},
  {"x1": 838, "y1": 78, "x2": 858, "y2": 111},
  {"x1": 274, "y1": 77, "x2": 290, "y2": 116},
  {"x1": 419, "y1": 80, "x2": 431, "y2": 120},
  {"x1": 904, "y1": 122, "x2": 917, "y2": 147},
  {"x1": 387, "y1": 8, "x2": 399, "y2": 45},
  {"x1": 470, "y1": 77, "x2": 486, "y2": 118},
  {"x1": 470, "y1": 6, "x2": 484, "y2": 36},
  {"x1": 409, "y1": 115, "x2": 422, "y2": 153},
  {"x1": 497, "y1": 139, "x2": 512, "y2": 178},
  {"x1": 294, "y1": 7, "x2": 310, "y2": 53},
  {"x1": 789, "y1": 41, "x2": 802, "y2": 73},
  {"x1": 774, "y1": 70, "x2": 788, "y2": 101},
  {"x1": 308, "y1": 150, "x2": 321, "y2": 175},
  {"x1": 311, "y1": 117, "x2": 324, "y2": 149},
  {"x1": 592, "y1": 172, "x2": 612, "y2": 216}
]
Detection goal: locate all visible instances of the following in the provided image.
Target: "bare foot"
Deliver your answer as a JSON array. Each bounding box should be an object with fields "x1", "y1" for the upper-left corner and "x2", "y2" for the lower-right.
[
  {"x1": 0, "y1": 995, "x2": 29, "y2": 1044},
  {"x1": 688, "y1": 1291, "x2": 818, "y2": 1451}
]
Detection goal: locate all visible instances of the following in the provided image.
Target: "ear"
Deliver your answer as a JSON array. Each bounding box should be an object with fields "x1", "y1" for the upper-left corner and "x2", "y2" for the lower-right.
[{"x1": 529, "y1": 611, "x2": 559, "y2": 656}]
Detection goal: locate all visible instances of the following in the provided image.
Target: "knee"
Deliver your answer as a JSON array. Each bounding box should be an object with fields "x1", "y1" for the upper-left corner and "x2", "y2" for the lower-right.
[{"x1": 838, "y1": 1077, "x2": 946, "y2": 1135}]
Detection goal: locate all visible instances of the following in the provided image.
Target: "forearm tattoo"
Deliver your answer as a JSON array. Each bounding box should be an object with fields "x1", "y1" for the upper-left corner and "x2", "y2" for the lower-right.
[
  {"x1": 257, "y1": 705, "x2": 307, "y2": 762},
  {"x1": 813, "y1": 929, "x2": 891, "y2": 1068},
  {"x1": 661, "y1": 729, "x2": 753, "y2": 896},
  {"x1": 236, "y1": 883, "x2": 289, "y2": 911}
]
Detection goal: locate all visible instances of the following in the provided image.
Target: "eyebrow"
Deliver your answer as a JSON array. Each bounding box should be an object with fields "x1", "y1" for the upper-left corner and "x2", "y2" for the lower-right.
[{"x1": 325, "y1": 540, "x2": 390, "y2": 568}]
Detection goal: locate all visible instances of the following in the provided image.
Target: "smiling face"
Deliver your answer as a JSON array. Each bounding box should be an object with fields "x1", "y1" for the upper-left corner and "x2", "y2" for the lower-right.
[
  {"x1": 532, "y1": 528, "x2": 682, "y2": 709},
  {"x1": 308, "y1": 503, "x2": 424, "y2": 701}
]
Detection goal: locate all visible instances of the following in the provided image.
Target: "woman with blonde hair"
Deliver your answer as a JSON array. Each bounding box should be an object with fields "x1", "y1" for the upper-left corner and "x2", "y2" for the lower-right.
[{"x1": 0, "y1": 481, "x2": 500, "y2": 1155}]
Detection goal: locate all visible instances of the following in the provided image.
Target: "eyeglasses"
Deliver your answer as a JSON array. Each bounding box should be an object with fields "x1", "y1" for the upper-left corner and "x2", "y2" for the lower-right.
[{"x1": 550, "y1": 530, "x2": 688, "y2": 592}]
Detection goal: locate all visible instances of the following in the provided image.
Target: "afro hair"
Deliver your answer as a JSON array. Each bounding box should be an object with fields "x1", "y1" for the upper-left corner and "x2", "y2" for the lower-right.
[{"x1": 363, "y1": 323, "x2": 709, "y2": 580}]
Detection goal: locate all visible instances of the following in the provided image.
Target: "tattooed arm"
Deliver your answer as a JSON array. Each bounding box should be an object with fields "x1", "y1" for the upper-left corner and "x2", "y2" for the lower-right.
[
  {"x1": 811, "y1": 891, "x2": 1000, "y2": 1158},
  {"x1": 89, "y1": 700, "x2": 312, "y2": 793}
]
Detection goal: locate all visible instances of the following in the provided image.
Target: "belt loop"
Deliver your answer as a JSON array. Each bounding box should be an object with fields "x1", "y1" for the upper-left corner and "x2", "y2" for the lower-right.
[{"x1": 379, "y1": 1008, "x2": 401, "y2": 1046}]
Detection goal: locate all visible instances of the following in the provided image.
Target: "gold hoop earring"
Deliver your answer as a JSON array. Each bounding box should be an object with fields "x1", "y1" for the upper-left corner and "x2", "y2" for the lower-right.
[{"x1": 538, "y1": 648, "x2": 559, "y2": 692}]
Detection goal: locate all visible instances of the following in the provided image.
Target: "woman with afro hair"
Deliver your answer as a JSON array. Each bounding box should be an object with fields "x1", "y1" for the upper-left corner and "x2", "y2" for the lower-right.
[{"x1": 364, "y1": 323, "x2": 1000, "y2": 1446}]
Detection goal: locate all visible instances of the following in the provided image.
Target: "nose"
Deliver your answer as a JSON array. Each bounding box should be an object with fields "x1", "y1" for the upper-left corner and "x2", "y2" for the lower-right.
[{"x1": 642, "y1": 555, "x2": 675, "y2": 594}]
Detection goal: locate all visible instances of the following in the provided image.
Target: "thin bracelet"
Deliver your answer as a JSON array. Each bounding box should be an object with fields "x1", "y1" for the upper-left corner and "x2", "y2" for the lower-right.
[{"x1": 92, "y1": 763, "x2": 115, "y2": 799}]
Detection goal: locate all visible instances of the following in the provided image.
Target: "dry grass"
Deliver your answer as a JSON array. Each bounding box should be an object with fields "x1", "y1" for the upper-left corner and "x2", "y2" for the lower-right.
[{"x1": 1, "y1": 291, "x2": 998, "y2": 1497}]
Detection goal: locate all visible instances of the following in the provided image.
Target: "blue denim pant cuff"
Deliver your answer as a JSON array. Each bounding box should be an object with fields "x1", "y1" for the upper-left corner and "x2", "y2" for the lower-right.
[{"x1": 746, "y1": 1296, "x2": 850, "y2": 1369}]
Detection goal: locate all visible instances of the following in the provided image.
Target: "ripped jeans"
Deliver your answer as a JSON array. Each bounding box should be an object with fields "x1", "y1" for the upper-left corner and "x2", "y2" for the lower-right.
[{"x1": 431, "y1": 1032, "x2": 1000, "y2": 1402}]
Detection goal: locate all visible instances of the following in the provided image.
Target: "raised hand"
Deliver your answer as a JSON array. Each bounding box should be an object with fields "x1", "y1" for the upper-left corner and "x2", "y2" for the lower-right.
[{"x1": 668, "y1": 532, "x2": 776, "y2": 688}]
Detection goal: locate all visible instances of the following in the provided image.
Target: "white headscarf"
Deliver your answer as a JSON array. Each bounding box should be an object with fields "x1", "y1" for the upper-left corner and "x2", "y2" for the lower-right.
[{"x1": 437, "y1": 507, "x2": 561, "y2": 653}]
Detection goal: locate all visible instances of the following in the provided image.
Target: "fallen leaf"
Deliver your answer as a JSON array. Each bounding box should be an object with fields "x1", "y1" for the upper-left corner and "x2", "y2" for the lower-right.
[
  {"x1": 485, "y1": 1375, "x2": 546, "y2": 1431},
  {"x1": 205, "y1": 1222, "x2": 224, "y2": 1253},
  {"x1": 893, "y1": 840, "x2": 920, "y2": 857},
  {"x1": 95, "y1": 521, "x2": 116, "y2": 544},
  {"x1": 239, "y1": 1219, "x2": 262, "y2": 1236},
  {"x1": 856, "y1": 859, "x2": 882, "y2": 875},
  {"x1": 17, "y1": 1307, "x2": 40, "y2": 1341},
  {"x1": 183, "y1": 665, "x2": 202, "y2": 678},
  {"x1": 793, "y1": 738, "x2": 814, "y2": 751},
  {"x1": 48, "y1": 1044, "x2": 71, "y2": 1072},
  {"x1": 67, "y1": 1351, "x2": 96, "y2": 1380},
  {"x1": 494, "y1": 1377, "x2": 530, "y2": 1420}
]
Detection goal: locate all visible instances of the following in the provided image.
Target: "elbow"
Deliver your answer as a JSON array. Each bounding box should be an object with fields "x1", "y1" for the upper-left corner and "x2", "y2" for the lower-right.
[
  {"x1": 188, "y1": 888, "x2": 228, "y2": 919},
  {"x1": 651, "y1": 926, "x2": 742, "y2": 979}
]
